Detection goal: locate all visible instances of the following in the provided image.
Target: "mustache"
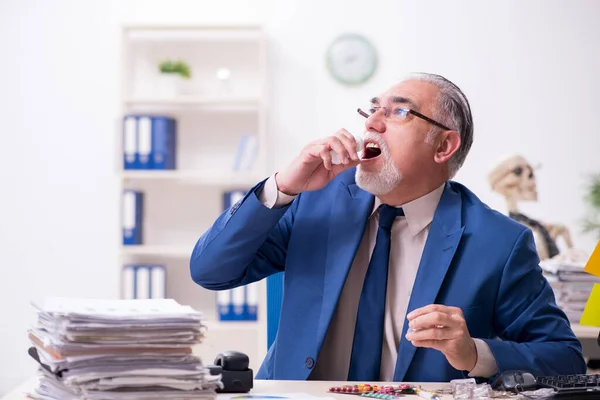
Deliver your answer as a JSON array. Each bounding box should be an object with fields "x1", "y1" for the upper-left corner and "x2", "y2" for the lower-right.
[{"x1": 361, "y1": 131, "x2": 389, "y2": 154}]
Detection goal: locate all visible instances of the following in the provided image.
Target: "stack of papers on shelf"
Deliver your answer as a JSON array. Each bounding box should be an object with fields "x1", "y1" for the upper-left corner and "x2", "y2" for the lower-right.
[
  {"x1": 26, "y1": 297, "x2": 221, "y2": 400},
  {"x1": 541, "y1": 250, "x2": 600, "y2": 323}
]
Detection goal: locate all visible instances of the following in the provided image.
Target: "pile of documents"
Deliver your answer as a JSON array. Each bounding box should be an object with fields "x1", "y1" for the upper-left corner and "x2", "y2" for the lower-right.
[
  {"x1": 26, "y1": 297, "x2": 221, "y2": 400},
  {"x1": 541, "y1": 250, "x2": 599, "y2": 323}
]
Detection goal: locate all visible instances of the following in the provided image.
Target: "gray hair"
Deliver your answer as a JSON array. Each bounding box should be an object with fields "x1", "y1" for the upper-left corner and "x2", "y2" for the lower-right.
[{"x1": 407, "y1": 72, "x2": 474, "y2": 178}]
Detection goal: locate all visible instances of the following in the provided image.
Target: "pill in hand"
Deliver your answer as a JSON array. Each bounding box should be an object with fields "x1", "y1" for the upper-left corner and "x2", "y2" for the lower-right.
[{"x1": 330, "y1": 135, "x2": 364, "y2": 165}]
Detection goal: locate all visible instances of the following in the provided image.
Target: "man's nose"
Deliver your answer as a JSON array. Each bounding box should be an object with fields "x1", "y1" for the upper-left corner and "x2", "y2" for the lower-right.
[{"x1": 365, "y1": 111, "x2": 386, "y2": 133}]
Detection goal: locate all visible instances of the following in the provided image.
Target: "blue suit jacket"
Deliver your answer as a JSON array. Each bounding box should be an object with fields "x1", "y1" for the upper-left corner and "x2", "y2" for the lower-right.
[{"x1": 190, "y1": 169, "x2": 586, "y2": 382}]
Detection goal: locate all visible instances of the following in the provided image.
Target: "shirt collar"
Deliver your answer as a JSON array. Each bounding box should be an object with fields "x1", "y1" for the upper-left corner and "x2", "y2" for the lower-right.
[{"x1": 371, "y1": 183, "x2": 445, "y2": 237}]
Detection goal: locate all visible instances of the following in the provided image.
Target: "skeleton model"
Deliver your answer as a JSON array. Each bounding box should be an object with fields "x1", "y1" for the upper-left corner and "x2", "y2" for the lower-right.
[{"x1": 488, "y1": 154, "x2": 573, "y2": 260}]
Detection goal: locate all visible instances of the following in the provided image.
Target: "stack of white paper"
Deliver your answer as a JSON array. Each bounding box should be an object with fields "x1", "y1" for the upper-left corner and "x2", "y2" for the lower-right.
[
  {"x1": 541, "y1": 251, "x2": 599, "y2": 323},
  {"x1": 26, "y1": 297, "x2": 221, "y2": 400}
]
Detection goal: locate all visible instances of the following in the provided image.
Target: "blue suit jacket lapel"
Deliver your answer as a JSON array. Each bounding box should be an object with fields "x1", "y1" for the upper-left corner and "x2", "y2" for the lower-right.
[
  {"x1": 393, "y1": 182, "x2": 465, "y2": 381},
  {"x1": 316, "y1": 181, "x2": 374, "y2": 352}
]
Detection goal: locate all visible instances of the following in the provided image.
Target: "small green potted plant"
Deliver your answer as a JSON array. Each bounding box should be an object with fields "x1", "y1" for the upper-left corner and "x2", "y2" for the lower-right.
[
  {"x1": 156, "y1": 59, "x2": 191, "y2": 98},
  {"x1": 583, "y1": 173, "x2": 600, "y2": 240}
]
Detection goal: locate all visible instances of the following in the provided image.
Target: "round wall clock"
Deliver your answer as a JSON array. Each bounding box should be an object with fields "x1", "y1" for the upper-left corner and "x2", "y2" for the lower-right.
[{"x1": 325, "y1": 33, "x2": 378, "y2": 86}]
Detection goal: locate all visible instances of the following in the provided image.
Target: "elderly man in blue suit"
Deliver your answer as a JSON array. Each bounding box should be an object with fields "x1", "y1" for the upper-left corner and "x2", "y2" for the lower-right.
[{"x1": 190, "y1": 72, "x2": 585, "y2": 382}]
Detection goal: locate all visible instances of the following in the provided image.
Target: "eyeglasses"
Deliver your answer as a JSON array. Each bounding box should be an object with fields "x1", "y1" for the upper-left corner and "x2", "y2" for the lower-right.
[{"x1": 357, "y1": 107, "x2": 451, "y2": 131}]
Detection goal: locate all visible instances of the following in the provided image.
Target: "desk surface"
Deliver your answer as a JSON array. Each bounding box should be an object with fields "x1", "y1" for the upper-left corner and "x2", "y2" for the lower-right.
[
  {"x1": 2, "y1": 377, "x2": 453, "y2": 400},
  {"x1": 573, "y1": 323, "x2": 600, "y2": 339},
  {"x1": 4, "y1": 324, "x2": 595, "y2": 399}
]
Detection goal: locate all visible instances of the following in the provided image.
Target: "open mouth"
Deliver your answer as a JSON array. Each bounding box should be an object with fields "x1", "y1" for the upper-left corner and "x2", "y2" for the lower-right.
[{"x1": 362, "y1": 141, "x2": 382, "y2": 160}]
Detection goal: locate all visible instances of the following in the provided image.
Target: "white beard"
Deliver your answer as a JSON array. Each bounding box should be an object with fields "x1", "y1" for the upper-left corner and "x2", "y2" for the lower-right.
[{"x1": 355, "y1": 132, "x2": 403, "y2": 195}]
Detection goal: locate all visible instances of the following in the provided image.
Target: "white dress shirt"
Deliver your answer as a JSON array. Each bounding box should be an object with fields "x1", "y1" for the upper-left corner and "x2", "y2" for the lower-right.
[{"x1": 258, "y1": 175, "x2": 498, "y2": 380}]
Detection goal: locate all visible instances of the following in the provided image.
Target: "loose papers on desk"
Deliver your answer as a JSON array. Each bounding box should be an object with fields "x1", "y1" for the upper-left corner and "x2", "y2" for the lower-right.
[
  {"x1": 541, "y1": 249, "x2": 599, "y2": 324},
  {"x1": 26, "y1": 297, "x2": 221, "y2": 400}
]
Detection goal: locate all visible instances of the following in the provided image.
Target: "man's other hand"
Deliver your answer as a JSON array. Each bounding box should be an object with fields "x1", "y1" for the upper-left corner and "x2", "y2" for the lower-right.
[{"x1": 405, "y1": 304, "x2": 477, "y2": 372}]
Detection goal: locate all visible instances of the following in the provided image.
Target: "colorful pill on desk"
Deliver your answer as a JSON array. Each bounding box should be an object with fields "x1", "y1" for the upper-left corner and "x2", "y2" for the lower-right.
[
  {"x1": 328, "y1": 384, "x2": 397, "y2": 395},
  {"x1": 329, "y1": 385, "x2": 358, "y2": 393},
  {"x1": 360, "y1": 394, "x2": 395, "y2": 399}
]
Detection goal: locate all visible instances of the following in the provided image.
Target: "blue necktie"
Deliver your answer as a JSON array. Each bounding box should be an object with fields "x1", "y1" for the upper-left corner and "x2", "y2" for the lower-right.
[{"x1": 348, "y1": 204, "x2": 405, "y2": 381}]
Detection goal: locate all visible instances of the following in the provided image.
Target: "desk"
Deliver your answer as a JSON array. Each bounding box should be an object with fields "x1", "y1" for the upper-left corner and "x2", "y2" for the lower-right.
[
  {"x1": 1, "y1": 377, "x2": 453, "y2": 400},
  {"x1": 573, "y1": 324, "x2": 600, "y2": 340},
  {"x1": 572, "y1": 324, "x2": 600, "y2": 361}
]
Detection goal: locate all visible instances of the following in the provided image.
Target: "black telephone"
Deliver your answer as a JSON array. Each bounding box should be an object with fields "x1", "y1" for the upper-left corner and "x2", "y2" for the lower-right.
[{"x1": 207, "y1": 350, "x2": 254, "y2": 393}]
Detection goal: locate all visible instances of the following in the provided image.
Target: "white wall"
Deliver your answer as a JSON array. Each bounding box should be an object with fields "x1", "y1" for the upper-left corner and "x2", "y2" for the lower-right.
[
  {"x1": 0, "y1": 1, "x2": 121, "y2": 394},
  {"x1": 1, "y1": 0, "x2": 599, "y2": 394}
]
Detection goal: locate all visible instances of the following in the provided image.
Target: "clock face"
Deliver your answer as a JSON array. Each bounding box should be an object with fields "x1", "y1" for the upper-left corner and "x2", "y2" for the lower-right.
[{"x1": 326, "y1": 33, "x2": 378, "y2": 85}]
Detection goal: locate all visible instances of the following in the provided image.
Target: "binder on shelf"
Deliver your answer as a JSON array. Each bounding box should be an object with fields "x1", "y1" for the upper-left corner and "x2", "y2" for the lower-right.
[
  {"x1": 122, "y1": 264, "x2": 136, "y2": 299},
  {"x1": 217, "y1": 285, "x2": 258, "y2": 321},
  {"x1": 231, "y1": 287, "x2": 245, "y2": 320},
  {"x1": 233, "y1": 134, "x2": 258, "y2": 171},
  {"x1": 245, "y1": 282, "x2": 258, "y2": 321},
  {"x1": 122, "y1": 114, "x2": 177, "y2": 170},
  {"x1": 122, "y1": 190, "x2": 143, "y2": 245},
  {"x1": 136, "y1": 266, "x2": 150, "y2": 299},
  {"x1": 123, "y1": 116, "x2": 137, "y2": 169},
  {"x1": 150, "y1": 264, "x2": 167, "y2": 299},
  {"x1": 217, "y1": 289, "x2": 233, "y2": 321},
  {"x1": 137, "y1": 116, "x2": 153, "y2": 169},
  {"x1": 151, "y1": 116, "x2": 177, "y2": 170},
  {"x1": 121, "y1": 264, "x2": 167, "y2": 300}
]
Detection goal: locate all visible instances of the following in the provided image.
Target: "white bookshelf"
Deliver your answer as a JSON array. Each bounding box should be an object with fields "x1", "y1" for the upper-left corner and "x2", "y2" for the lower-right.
[{"x1": 118, "y1": 24, "x2": 269, "y2": 372}]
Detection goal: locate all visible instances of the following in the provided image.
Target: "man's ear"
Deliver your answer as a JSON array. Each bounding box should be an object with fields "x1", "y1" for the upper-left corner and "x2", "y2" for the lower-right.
[{"x1": 433, "y1": 130, "x2": 461, "y2": 164}]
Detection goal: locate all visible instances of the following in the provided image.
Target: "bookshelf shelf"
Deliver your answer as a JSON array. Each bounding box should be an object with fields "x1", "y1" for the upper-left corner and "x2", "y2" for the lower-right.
[
  {"x1": 121, "y1": 170, "x2": 265, "y2": 186},
  {"x1": 121, "y1": 245, "x2": 192, "y2": 257},
  {"x1": 125, "y1": 96, "x2": 262, "y2": 112},
  {"x1": 118, "y1": 24, "x2": 269, "y2": 370}
]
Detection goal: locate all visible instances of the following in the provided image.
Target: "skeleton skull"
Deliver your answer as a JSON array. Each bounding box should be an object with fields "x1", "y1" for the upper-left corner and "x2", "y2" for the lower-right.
[
  {"x1": 488, "y1": 154, "x2": 538, "y2": 204},
  {"x1": 488, "y1": 154, "x2": 574, "y2": 261}
]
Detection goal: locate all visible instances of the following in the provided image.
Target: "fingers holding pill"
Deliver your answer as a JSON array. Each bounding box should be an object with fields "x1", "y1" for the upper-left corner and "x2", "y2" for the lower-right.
[
  {"x1": 404, "y1": 304, "x2": 477, "y2": 372},
  {"x1": 335, "y1": 129, "x2": 361, "y2": 162},
  {"x1": 274, "y1": 129, "x2": 363, "y2": 195}
]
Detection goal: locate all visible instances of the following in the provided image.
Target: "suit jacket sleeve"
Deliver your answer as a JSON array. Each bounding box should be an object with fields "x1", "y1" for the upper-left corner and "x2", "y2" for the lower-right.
[
  {"x1": 189, "y1": 178, "x2": 298, "y2": 290},
  {"x1": 481, "y1": 228, "x2": 586, "y2": 377}
]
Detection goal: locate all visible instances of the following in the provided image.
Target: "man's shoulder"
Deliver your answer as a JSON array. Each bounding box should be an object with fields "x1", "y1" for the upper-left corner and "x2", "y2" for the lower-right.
[{"x1": 448, "y1": 180, "x2": 528, "y2": 239}]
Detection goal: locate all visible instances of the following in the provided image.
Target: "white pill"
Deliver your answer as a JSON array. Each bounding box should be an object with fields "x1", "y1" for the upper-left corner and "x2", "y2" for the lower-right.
[{"x1": 330, "y1": 135, "x2": 364, "y2": 165}]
